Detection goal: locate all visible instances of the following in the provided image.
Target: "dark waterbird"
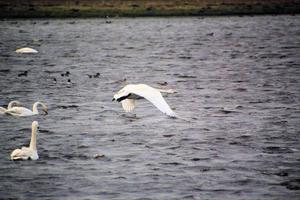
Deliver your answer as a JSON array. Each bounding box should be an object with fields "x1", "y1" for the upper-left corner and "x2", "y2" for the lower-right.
[
  {"x1": 61, "y1": 71, "x2": 70, "y2": 77},
  {"x1": 87, "y1": 72, "x2": 100, "y2": 78},
  {"x1": 17, "y1": 71, "x2": 28, "y2": 77}
]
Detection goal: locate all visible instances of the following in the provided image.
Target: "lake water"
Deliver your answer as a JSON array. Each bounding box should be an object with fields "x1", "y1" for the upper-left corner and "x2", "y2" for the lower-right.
[{"x1": 0, "y1": 16, "x2": 299, "y2": 199}]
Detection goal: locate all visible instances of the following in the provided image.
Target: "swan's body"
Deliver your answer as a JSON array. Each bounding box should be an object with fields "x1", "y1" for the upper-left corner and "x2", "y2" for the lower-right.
[
  {"x1": 113, "y1": 84, "x2": 178, "y2": 118},
  {"x1": 5, "y1": 102, "x2": 48, "y2": 116},
  {"x1": 15, "y1": 47, "x2": 38, "y2": 54},
  {"x1": 11, "y1": 121, "x2": 39, "y2": 160},
  {"x1": 0, "y1": 101, "x2": 21, "y2": 114}
]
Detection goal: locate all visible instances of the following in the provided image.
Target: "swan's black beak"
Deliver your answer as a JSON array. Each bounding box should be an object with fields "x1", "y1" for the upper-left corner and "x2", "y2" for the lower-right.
[
  {"x1": 112, "y1": 98, "x2": 115, "y2": 101},
  {"x1": 44, "y1": 110, "x2": 48, "y2": 115}
]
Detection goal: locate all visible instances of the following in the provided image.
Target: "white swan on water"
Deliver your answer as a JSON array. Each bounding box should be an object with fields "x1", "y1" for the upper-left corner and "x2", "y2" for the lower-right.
[
  {"x1": 15, "y1": 47, "x2": 38, "y2": 54},
  {"x1": 112, "y1": 84, "x2": 178, "y2": 118},
  {"x1": 5, "y1": 102, "x2": 48, "y2": 116},
  {"x1": 11, "y1": 121, "x2": 39, "y2": 160},
  {"x1": 0, "y1": 101, "x2": 21, "y2": 114}
]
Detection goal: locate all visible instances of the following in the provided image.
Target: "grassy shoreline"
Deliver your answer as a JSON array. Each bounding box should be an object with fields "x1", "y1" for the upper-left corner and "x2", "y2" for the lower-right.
[{"x1": 0, "y1": 0, "x2": 299, "y2": 18}]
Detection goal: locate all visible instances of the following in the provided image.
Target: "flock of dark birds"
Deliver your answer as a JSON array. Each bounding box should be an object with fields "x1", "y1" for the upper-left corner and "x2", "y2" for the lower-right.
[{"x1": 16, "y1": 69, "x2": 101, "y2": 84}]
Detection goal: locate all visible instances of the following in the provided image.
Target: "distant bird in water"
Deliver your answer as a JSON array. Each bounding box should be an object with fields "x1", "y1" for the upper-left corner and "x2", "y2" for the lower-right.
[
  {"x1": 61, "y1": 71, "x2": 70, "y2": 77},
  {"x1": 93, "y1": 153, "x2": 105, "y2": 159},
  {"x1": 94, "y1": 72, "x2": 100, "y2": 78},
  {"x1": 10, "y1": 121, "x2": 39, "y2": 160},
  {"x1": 53, "y1": 77, "x2": 57, "y2": 84},
  {"x1": 114, "y1": 78, "x2": 127, "y2": 84},
  {"x1": 15, "y1": 47, "x2": 38, "y2": 54},
  {"x1": 156, "y1": 81, "x2": 168, "y2": 86},
  {"x1": 87, "y1": 72, "x2": 100, "y2": 78},
  {"x1": 5, "y1": 102, "x2": 48, "y2": 116},
  {"x1": 18, "y1": 71, "x2": 28, "y2": 77},
  {"x1": 0, "y1": 101, "x2": 21, "y2": 114},
  {"x1": 105, "y1": 16, "x2": 112, "y2": 24},
  {"x1": 112, "y1": 84, "x2": 178, "y2": 118}
]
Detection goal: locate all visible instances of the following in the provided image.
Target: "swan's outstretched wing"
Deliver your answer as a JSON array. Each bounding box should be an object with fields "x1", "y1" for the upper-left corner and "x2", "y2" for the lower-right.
[
  {"x1": 121, "y1": 99, "x2": 136, "y2": 112},
  {"x1": 0, "y1": 107, "x2": 6, "y2": 114},
  {"x1": 129, "y1": 85, "x2": 177, "y2": 118}
]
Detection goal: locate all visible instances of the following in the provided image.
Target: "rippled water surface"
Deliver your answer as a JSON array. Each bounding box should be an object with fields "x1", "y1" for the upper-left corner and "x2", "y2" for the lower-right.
[{"x1": 0, "y1": 16, "x2": 300, "y2": 199}]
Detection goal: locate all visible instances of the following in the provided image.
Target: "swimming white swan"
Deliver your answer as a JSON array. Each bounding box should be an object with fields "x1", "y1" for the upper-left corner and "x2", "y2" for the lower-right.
[
  {"x1": 5, "y1": 101, "x2": 48, "y2": 116},
  {"x1": 11, "y1": 121, "x2": 39, "y2": 160},
  {"x1": 112, "y1": 84, "x2": 178, "y2": 118},
  {"x1": 15, "y1": 47, "x2": 38, "y2": 54},
  {"x1": 0, "y1": 101, "x2": 21, "y2": 114}
]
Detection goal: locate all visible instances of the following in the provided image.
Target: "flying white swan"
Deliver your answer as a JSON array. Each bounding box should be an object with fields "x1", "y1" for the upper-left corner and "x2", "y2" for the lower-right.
[
  {"x1": 15, "y1": 47, "x2": 38, "y2": 54},
  {"x1": 11, "y1": 121, "x2": 39, "y2": 160},
  {"x1": 5, "y1": 101, "x2": 48, "y2": 116},
  {"x1": 0, "y1": 101, "x2": 21, "y2": 114},
  {"x1": 112, "y1": 84, "x2": 178, "y2": 118}
]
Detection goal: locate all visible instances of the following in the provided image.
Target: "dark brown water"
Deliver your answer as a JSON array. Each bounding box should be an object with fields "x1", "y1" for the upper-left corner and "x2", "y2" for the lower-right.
[{"x1": 0, "y1": 16, "x2": 299, "y2": 200}]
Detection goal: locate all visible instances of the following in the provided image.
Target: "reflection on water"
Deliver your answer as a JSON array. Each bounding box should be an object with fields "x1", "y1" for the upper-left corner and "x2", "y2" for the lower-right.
[{"x1": 0, "y1": 16, "x2": 300, "y2": 199}]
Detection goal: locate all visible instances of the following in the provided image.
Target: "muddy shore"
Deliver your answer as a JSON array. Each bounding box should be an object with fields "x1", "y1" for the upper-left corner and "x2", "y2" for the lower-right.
[{"x1": 0, "y1": 0, "x2": 299, "y2": 18}]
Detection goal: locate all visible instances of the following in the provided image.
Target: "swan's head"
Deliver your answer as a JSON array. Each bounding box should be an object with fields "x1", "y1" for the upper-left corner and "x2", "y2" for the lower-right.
[
  {"x1": 42, "y1": 105, "x2": 48, "y2": 115},
  {"x1": 36, "y1": 102, "x2": 48, "y2": 115},
  {"x1": 32, "y1": 121, "x2": 39, "y2": 131},
  {"x1": 112, "y1": 89, "x2": 131, "y2": 102},
  {"x1": 8, "y1": 100, "x2": 21, "y2": 108}
]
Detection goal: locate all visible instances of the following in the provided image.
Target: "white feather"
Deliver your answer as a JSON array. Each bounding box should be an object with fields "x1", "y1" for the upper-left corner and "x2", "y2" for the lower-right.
[
  {"x1": 121, "y1": 99, "x2": 136, "y2": 112},
  {"x1": 5, "y1": 107, "x2": 34, "y2": 116},
  {"x1": 0, "y1": 107, "x2": 6, "y2": 114},
  {"x1": 15, "y1": 47, "x2": 38, "y2": 54},
  {"x1": 10, "y1": 147, "x2": 36, "y2": 160}
]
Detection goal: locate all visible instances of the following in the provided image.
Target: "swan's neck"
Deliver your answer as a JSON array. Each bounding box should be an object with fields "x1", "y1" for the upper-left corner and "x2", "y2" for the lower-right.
[
  {"x1": 7, "y1": 102, "x2": 14, "y2": 109},
  {"x1": 29, "y1": 125, "x2": 37, "y2": 150},
  {"x1": 32, "y1": 102, "x2": 40, "y2": 114}
]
